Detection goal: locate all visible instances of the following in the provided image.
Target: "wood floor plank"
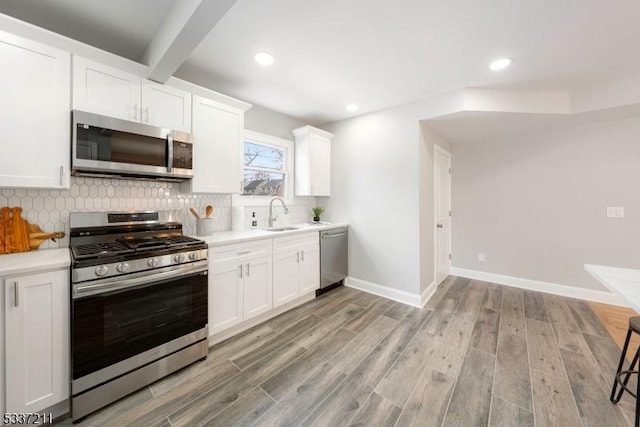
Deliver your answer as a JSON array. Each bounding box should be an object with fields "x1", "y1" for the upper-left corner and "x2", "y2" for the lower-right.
[
  {"x1": 470, "y1": 307, "x2": 501, "y2": 355},
  {"x1": 348, "y1": 392, "x2": 401, "y2": 427},
  {"x1": 351, "y1": 291, "x2": 380, "y2": 308},
  {"x1": 329, "y1": 315, "x2": 399, "y2": 374},
  {"x1": 302, "y1": 343, "x2": 400, "y2": 426},
  {"x1": 261, "y1": 328, "x2": 355, "y2": 400},
  {"x1": 294, "y1": 304, "x2": 363, "y2": 349},
  {"x1": 379, "y1": 308, "x2": 432, "y2": 354},
  {"x1": 343, "y1": 297, "x2": 396, "y2": 333},
  {"x1": 313, "y1": 292, "x2": 362, "y2": 318},
  {"x1": 395, "y1": 368, "x2": 455, "y2": 427},
  {"x1": 523, "y1": 291, "x2": 548, "y2": 321},
  {"x1": 255, "y1": 363, "x2": 346, "y2": 427},
  {"x1": 501, "y1": 287, "x2": 526, "y2": 336},
  {"x1": 104, "y1": 361, "x2": 240, "y2": 427},
  {"x1": 430, "y1": 312, "x2": 478, "y2": 378},
  {"x1": 530, "y1": 368, "x2": 582, "y2": 427},
  {"x1": 230, "y1": 315, "x2": 321, "y2": 370},
  {"x1": 489, "y1": 396, "x2": 534, "y2": 427},
  {"x1": 383, "y1": 301, "x2": 413, "y2": 320},
  {"x1": 456, "y1": 280, "x2": 489, "y2": 319},
  {"x1": 422, "y1": 296, "x2": 459, "y2": 336},
  {"x1": 567, "y1": 298, "x2": 611, "y2": 337},
  {"x1": 423, "y1": 276, "x2": 456, "y2": 310},
  {"x1": 264, "y1": 293, "x2": 339, "y2": 331},
  {"x1": 204, "y1": 386, "x2": 275, "y2": 427},
  {"x1": 493, "y1": 333, "x2": 532, "y2": 411},
  {"x1": 167, "y1": 342, "x2": 306, "y2": 427},
  {"x1": 525, "y1": 318, "x2": 567, "y2": 379},
  {"x1": 482, "y1": 283, "x2": 503, "y2": 311},
  {"x1": 442, "y1": 348, "x2": 496, "y2": 427},
  {"x1": 543, "y1": 294, "x2": 592, "y2": 355},
  {"x1": 589, "y1": 301, "x2": 640, "y2": 350},
  {"x1": 560, "y1": 348, "x2": 629, "y2": 427},
  {"x1": 375, "y1": 323, "x2": 441, "y2": 407},
  {"x1": 63, "y1": 387, "x2": 154, "y2": 427}
]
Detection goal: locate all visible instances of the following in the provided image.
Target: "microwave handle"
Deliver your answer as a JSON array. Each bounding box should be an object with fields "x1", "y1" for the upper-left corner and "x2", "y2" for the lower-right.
[{"x1": 167, "y1": 134, "x2": 174, "y2": 173}]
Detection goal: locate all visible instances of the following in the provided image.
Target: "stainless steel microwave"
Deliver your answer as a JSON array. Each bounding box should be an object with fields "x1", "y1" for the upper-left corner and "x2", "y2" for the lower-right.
[{"x1": 71, "y1": 110, "x2": 193, "y2": 181}]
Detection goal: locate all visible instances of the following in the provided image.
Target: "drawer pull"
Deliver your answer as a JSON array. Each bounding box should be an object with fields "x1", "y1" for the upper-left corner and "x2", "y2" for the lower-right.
[
  {"x1": 14, "y1": 282, "x2": 19, "y2": 307},
  {"x1": 238, "y1": 250, "x2": 252, "y2": 255},
  {"x1": 239, "y1": 264, "x2": 243, "y2": 278}
]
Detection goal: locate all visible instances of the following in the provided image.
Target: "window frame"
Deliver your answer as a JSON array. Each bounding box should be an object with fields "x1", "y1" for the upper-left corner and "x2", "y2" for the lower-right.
[{"x1": 232, "y1": 129, "x2": 294, "y2": 207}]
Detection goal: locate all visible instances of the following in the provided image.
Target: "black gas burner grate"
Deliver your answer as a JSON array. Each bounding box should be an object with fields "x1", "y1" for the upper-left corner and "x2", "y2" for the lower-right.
[{"x1": 72, "y1": 241, "x2": 135, "y2": 260}]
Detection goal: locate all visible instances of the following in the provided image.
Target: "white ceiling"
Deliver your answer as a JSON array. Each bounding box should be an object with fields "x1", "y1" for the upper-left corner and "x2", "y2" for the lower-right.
[{"x1": 1, "y1": 0, "x2": 639, "y2": 124}]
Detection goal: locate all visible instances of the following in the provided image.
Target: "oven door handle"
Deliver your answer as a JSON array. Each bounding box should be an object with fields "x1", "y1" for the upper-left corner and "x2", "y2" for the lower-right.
[{"x1": 73, "y1": 262, "x2": 208, "y2": 299}]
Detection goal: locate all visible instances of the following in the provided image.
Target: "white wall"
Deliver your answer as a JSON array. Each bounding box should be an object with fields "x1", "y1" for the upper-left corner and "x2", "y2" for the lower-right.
[
  {"x1": 450, "y1": 114, "x2": 640, "y2": 292},
  {"x1": 245, "y1": 104, "x2": 306, "y2": 141}
]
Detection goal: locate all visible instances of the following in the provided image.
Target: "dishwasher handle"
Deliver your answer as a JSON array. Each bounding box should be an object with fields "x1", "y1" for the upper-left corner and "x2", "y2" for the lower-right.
[{"x1": 322, "y1": 232, "x2": 347, "y2": 239}]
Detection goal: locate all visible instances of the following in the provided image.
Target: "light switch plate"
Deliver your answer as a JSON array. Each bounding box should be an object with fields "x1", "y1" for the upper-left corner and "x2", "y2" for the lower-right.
[{"x1": 607, "y1": 206, "x2": 624, "y2": 218}]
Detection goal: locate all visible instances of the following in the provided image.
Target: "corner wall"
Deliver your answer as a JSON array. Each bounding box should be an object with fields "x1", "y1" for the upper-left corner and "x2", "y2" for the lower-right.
[{"x1": 450, "y1": 114, "x2": 640, "y2": 292}]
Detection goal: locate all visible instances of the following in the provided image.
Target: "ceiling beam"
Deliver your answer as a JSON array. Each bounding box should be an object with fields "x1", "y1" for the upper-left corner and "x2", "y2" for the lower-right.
[{"x1": 143, "y1": 0, "x2": 239, "y2": 83}]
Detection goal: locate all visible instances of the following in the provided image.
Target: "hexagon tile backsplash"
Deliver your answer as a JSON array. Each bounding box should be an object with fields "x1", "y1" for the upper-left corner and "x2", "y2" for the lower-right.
[{"x1": 0, "y1": 177, "x2": 317, "y2": 250}]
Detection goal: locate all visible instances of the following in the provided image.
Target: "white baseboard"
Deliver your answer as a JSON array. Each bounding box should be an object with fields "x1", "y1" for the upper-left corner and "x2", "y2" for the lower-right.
[
  {"x1": 421, "y1": 280, "x2": 437, "y2": 307},
  {"x1": 345, "y1": 276, "x2": 422, "y2": 308},
  {"x1": 450, "y1": 267, "x2": 626, "y2": 306}
]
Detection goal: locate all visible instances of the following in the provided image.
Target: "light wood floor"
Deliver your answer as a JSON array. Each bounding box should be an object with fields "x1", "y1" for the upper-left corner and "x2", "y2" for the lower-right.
[{"x1": 58, "y1": 277, "x2": 638, "y2": 426}]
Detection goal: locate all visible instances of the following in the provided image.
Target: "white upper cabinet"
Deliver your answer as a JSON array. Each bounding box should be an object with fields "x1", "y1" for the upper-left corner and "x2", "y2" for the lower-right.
[
  {"x1": 293, "y1": 126, "x2": 333, "y2": 196},
  {"x1": 0, "y1": 30, "x2": 71, "y2": 189},
  {"x1": 142, "y1": 80, "x2": 191, "y2": 132},
  {"x1": 72, "y1": 56, "x2": 141, "y2": 121},
  {"x1": 183, "y1": 95, "x2": 244, "y2": 194},
  {"x1": 73, "y1": 56, "x2": 191, "y2": 131}
]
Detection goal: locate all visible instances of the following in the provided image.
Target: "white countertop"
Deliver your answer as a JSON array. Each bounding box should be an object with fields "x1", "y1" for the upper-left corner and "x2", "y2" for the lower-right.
[
  {"x1": 585, "y1": 264, "x2": 640, "y2": 313},
  {"x1": 0, "y1": 248, "x2": 71, "y2": 277},
  {"x1": 192, "y1": 223, "x2": 349, "y2": 247}
]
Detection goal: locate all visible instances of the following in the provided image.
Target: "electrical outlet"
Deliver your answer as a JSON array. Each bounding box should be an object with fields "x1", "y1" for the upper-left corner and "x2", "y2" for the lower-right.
[
  {"x1": 478, "y1": 253, "x2": 485, "y2": 262},
  {"x1": 607, "y1": 207, "x2": 624, "y2": 218}
]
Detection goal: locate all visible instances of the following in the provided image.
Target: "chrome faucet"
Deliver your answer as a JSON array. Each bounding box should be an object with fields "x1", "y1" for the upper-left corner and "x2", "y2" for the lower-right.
[{"x1": 268, "y1": 197, "x2": 289, "y2": 227}]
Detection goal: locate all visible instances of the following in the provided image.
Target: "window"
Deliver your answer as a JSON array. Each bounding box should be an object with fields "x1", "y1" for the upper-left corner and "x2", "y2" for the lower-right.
[{"x1": 241, "y1": 130, "x2": 292, "y2": 200}]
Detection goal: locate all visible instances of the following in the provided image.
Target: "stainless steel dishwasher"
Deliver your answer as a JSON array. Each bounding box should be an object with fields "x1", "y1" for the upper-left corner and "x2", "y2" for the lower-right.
[{"x1": 319, "y1": 226, "x2": 348, "y2": 295}]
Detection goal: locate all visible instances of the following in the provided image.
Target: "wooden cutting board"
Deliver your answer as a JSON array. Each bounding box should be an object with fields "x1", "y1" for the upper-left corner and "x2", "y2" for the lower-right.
[
  {"x1": 0, "y1": 207, "x2": 9, "y2": 254},
  {"x1": 4, "y1": 207, "x2": 30, "y2": 254},
  {"x1": 28, "y1": 224, "x2": 65, "y2": 250}
]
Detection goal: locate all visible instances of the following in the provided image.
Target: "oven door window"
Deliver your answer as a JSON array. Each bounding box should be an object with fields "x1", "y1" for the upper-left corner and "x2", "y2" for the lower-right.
[
  {"x1": 72, "y1": 271, "x2": 207, "y2": 380},
  {"x1": 76, "y1": 125, "x2": 167, "y2": 167}
]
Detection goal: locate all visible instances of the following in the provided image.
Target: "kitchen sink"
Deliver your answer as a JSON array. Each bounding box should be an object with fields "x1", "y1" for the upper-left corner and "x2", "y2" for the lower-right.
[{"x1": 264, "y1": 226, "x2": 300, "y2": 232}]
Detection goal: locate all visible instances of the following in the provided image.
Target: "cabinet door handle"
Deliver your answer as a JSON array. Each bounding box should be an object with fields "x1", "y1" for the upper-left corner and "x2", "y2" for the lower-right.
[
  {"x1": 14, "y1": 282, "x2": 18, "y2": 307},
  {"x1": 145, "y1": 106, "x2": 150, "y2": 123},
  {"x1": 133, "y1": 103, "x2": 138, "y2": 120},
  {"x1": 301, "y1": 250, "x2": 305, "y2": 262},
  {"x1": 296, "y1": 251, "x2": 300, "y2": 263},
  {"x1": 246, "y1": 262, "x2": 250, "y2": 277},
  {"x1": 240, "y1": 180, "x2": 243, "y2": 193},
  {"x1": 59, "y1": 165, "x2": 64, "y2": 187},
  {"x1": 239, "y1": 264, "x2": 243, "y2": 278}
]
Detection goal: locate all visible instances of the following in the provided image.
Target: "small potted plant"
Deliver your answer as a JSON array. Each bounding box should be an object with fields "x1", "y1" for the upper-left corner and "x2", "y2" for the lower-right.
[{"x1": 312, "y1": 206, "x2": 325, "y2": 223}]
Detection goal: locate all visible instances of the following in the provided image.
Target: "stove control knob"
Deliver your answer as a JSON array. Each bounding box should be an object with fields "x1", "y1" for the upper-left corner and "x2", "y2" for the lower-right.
[
  {"x1": 116, "y1": 263, "x2": 130, "y2": 273},
  {"x1": 95, "y1": 266, "x2": 108, "y2": 277},
  {"x1": 174, "y1": 254, "x2": 186, "y2": 263},
  {"x1": 147, "y1": 258, "x2": 159, "y2": 268},
  {"x1": 189, "y1": 252, "x2": 198, "y2": 261}
]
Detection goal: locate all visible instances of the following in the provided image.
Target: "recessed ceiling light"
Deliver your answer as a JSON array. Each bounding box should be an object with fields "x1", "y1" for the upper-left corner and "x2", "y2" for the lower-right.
[
  {"x1": 254, "y1": 52, "x2": 274, "y2": 66},
  {"x1": 489, "y1": 58, "x2": 512, "y2": 71},
  {"x1": 346, "y1": 104, "x2": 358, "y2": 112}
]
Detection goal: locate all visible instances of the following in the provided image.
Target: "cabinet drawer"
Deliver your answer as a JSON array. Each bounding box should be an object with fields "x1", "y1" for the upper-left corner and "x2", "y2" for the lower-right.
[
  {"x1": 273, "y1": 232, "x2": 319, "y2": 252},
  {"x1": 211, "y1": 239, "x2": 273, "y2": 263}
]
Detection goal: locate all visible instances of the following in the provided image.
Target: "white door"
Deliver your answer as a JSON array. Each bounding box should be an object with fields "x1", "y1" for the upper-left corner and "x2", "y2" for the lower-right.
[
  {"x1": 299, "y1": 243, "x2": 320, "y2": 294},
  {"x1": 5, "y1": 270, "x2": 69, "y2": 413},
  {"x1": 273, "y1": 248, "x2": 301, "y2": 308},
  {"x1": 0, "y1": 31, "x2": 71, "y2": 189},
  {"x1": 309, "y1": 135, "x2": 331, "y2": 196},
  {"x1": 434, "y1": 145, "x2": 451, "y2": 285},
  {"x1": 141, "y1": 81, "x2": 192, "y2": 132},
  {"x1": 72, "y1": 56, "x2": 141, "y2": 121},
  {"x1": 243, "y1": 255, "x2": 273, "y2": 320},
  {"x1": 188, "y1": 95, "x2": 243, "y2": 193},
  {"x1": 209, "y1": 258, "x2": 243, "y2": 335}
]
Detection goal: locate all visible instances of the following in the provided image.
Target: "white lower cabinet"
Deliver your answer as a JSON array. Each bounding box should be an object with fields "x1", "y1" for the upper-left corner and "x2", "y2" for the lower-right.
[
  {"x1": 273, "y1": 232, "x2": 320, "y2": 308},
  {"x1": 209, "y1": 239, "x2": 273, "y2": 336},
  {"x1": 4, "y1": 269, "x2": 69, "y2": 413}
]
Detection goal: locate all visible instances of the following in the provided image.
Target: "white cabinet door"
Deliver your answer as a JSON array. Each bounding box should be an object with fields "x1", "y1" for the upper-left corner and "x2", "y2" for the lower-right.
[
  {"x1": 299, "y1": 243, "x2": 320, "y2": 294},
  {"x1": 5, "y1": 269, "x2": 69, "y2": 413},
  {"x1": 0, "y1": 31, "x2": 70, "y2": 189},
  {"x1": 187, "y1": 95, "x2": 243, "y2": 194},
  {"x1": 243, "y1": 255, "x2": 272, "y2": 320},
  {"x1": 209, "y1": 258, "x2": 243, "y2": 335},
  {"x1": 72, "y1": 56, "x2": 141, "y2": 121},
  {"x1": 309, "y1": 135, "x2": 331, "y2": 196},
  {"x1": 141, "y1": 81, "x2": 191, "y2": 132},
  {"x1": 273, "y1": 248, "x2": 301, "y2": 308}
]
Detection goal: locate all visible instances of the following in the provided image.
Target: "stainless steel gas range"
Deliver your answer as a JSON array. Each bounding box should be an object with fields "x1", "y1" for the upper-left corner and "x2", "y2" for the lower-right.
[{"x1": 69, "y1": 211, "x2": 208, "y2": 421}]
